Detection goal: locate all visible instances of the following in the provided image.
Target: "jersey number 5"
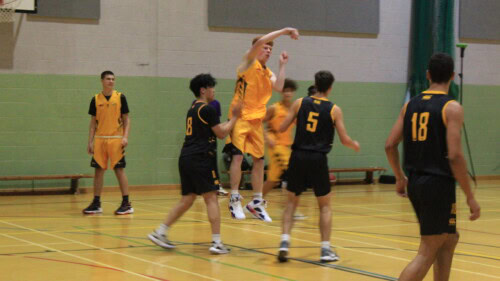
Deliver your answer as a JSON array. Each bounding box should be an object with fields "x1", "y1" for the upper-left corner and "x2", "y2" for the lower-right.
[
  {"x1": 186, "y1": 117, "x2": 193, "y2": 136},
  {"x1": 306, "y1": 112, "x2": 319, "y2": 133},
  {"x1": 411, "y1": 112, "x2": 429, "y2": 141}
]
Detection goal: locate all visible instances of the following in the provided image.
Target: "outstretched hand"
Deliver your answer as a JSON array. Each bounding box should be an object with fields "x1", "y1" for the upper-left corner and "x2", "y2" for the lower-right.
[
  {"x1": 286, "y1": 28, "x2": 299, "y2": 40},
  {"x1": 279, "y1": 51, "x2": 289, "y2": 66}
]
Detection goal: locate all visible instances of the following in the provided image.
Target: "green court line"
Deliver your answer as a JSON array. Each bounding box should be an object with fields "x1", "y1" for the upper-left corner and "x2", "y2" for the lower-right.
[{"x1": 73, "y1": 226, "x2": 297, "y2": 281}]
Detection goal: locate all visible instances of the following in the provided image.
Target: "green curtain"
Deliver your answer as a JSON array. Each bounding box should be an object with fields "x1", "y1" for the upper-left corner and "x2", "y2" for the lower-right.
[{"x1": 407, "y1": 0, "x2": 459, "y2": 99}]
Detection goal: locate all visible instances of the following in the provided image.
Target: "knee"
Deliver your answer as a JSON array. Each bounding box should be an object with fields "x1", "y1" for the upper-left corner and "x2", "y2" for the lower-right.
[
  {"x1": 181, "y1": 197, "x2": 195, "y2": 209},
  {"x1": 232, "y1": 155, "x2": 243, "y2": 165},
  {"x1": 113, "y1": 168, "x2": 124, "y2": 175},
  {"x1": 320, "y1": 205, "x2": 331, "y2": 214},
  {"x1": 449, "y1": 232, "x2": 459, "y2": 245}
]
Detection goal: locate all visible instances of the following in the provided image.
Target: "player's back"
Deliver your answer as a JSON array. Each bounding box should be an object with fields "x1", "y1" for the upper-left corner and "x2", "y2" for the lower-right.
[
  {"x1": 403, "y1": 91, "x2": 455, "y2": 178},
  {"x1": 180, "y1": 102, "x2": 217, "y2": 157},
  {"x1": 292, "y1": 96, "x2": 335, "y2": 153}
]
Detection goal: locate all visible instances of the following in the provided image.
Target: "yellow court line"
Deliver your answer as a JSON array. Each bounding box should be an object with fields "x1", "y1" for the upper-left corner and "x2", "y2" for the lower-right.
[
  {"x1": 0, "y1": 220, "x2": 221, "y2": 281},
  {"x1": 133, "y1": 201, "x2": 500, "y2": 278},
  {"x1": 1, "y1": 233, "x2": 160, "y2": 281}
]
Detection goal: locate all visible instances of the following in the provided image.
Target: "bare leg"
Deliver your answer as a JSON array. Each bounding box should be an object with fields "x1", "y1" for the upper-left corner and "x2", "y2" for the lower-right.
[
  {"x1": 282, "y1": 191, "x2": 300, "y2": 235},
  {"x1": 114, "y1": 168, "x2": 129, "y2": 196},
  {"x1": 433, "y1": 233, "x2": 459, "y2": 281},
  {"x1": 251, "y1": 156, "x2": 265, "y2": 194},
  {"x1": 399, "y1": 234, "x2": 449, "y2": 281},
  {"x1": 316, "y1": 192, "x2": 332, "y2": 242},
  {"x1": 263, "y1": 180, "x2": 279, "y2": 197},
  {"x1": 229, "y1": 155, "x2": 243, "y2": 191},
  {"x1": 202, "y1": 191, "x2": 220, "y2": 235},
  {"x1": 164, "y1": 194, "x2": 197, "y2": 227},
  {"x1": 93, "y1": 168, "x2": 105, "y2": 197}
]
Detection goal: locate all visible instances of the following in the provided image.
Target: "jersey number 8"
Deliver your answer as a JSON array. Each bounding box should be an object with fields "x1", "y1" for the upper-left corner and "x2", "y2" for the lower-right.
[{"x1": 186, "y1": 117, "x2": 193, "y2": 136}]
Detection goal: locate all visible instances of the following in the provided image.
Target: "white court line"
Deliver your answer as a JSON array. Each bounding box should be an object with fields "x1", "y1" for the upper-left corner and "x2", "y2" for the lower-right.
[
  {"x1": 133, "y1": 201, "x2": 500, "y2": 278},
  {"x1": 1, "y1": 233, "x2": 157, "y2": 281},
  {"x1": 0, "y1": 220, "x2": 220, "y2": 281}
]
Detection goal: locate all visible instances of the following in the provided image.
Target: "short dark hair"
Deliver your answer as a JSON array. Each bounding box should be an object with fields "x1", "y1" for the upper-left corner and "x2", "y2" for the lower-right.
[
  {"x1": 283, "y1": 79, "x2": 297, "y2": 92},
  {"x1": 189, "y1": 73, "x2": 217, "y2": 97},
  {"x1": 252, "y1": 36, "x2": 274, "y2": 47},
  {"x1": 314, "y1": 71, "x2": 335, "y2": 93},
  {"x1": 428, "y1": 53, "x2": 454, "y2": 84},
  {"x1": 101, "y1": 70, "x2": 114, "y2": 79},
  {"x1": 307, "y1": 85, "x2": 317, "y2": 96}
]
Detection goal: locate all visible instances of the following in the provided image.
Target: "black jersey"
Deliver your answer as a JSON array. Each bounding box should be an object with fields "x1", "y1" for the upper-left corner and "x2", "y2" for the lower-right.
[
  {"x1": 292, "y1": 96, "x2": 335, "y2": 153},
  {"x1": 403, "y1": 91, "x2": 455, "y2": 178},
  {"x1": 180, "y1": 101, "x2": 220, "y2": 157}
]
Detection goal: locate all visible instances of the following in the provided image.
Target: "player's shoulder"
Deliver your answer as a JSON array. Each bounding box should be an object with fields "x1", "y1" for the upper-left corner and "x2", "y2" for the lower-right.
[
  {"x1": 444, "y1": 100, "x2": 462, "y2": 115},
  {"x1": 199, "y1": 102, "x2": 217, "y2": 115}
]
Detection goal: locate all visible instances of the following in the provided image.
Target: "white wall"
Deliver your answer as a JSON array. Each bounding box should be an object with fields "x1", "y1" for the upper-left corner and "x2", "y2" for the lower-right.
[{"x1": 1, "y1": 0, "x2": 499, "y2": 85}]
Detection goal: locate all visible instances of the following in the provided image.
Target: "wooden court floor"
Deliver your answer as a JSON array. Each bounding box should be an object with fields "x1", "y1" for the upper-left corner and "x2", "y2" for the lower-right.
[{"x1": 0, "y1": 180, "x2": 499, "y2": 281}]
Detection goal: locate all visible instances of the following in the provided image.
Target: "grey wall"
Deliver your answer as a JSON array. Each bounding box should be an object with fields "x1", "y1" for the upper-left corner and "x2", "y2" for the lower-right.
[
  {"x1": 208, "y1": 0, "x2": 379, "y2": 34},
  {"x1": 459, "y1": 0, "x2": 500, "y2": 40},
  {"x1": 35, "y1": 0, "x2": 100, "y2": 20}
]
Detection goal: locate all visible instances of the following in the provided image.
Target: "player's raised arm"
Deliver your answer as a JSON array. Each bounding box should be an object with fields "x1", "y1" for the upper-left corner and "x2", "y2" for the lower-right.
[{"x1": 238, "y1": 28, "x2": 299, "y2": 74}]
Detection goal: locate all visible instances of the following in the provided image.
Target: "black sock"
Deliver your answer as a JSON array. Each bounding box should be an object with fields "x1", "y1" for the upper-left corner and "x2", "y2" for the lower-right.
[
  {"x1": 122, "y1": 195, "x2": 129, "y2": 203},
  {"x1": 93, "y1": 196, "x2": 100, "y2": 203}
]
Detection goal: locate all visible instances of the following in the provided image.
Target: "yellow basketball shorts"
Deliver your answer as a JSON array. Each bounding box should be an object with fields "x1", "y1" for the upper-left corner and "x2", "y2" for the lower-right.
[
  {"x1": 91, "y1": 137, "x2": 126, "y2": 170},
  {"x1": 230, "y1": 119, "x2": 265, "y2": 158},
  {"x1": 267, "y1": 145, "x2": 291, "y2": 182}
]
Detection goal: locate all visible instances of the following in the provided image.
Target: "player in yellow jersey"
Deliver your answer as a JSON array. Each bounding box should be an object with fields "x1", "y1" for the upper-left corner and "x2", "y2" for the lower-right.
[
  {"x1": 226, "y1": 27, "x2": 299, "y2": 222},
  {"x1": 83, "y1": 71, "x2": 133, "y2": 215},
  {"x1": 263, "y1": 79, "x2": 296, "y2": 196}
]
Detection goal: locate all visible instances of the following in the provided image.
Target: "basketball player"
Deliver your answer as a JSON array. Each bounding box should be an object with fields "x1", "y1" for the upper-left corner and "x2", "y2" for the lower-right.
[
  {"x1": 277, "y1": 71, "x2": 360, "y2": 262},
  {"x1": 385, "y1": 53, "x2": 480, "y2": 281},
  {"x1": 307, "y1": 85, "x2": 317, "y2": 97},
  {"x1": 83, "y1": 71, "x2": 133, "y2": 215},
  {"x1": 226, "y1": 27, "x2": 299, "y2": 222},
  {"x1": 262, "y1": 79, "x2": 297, "y2": 197},
  {"x1": 148, "y1": 73, "x2": 241, "y2": 254}
]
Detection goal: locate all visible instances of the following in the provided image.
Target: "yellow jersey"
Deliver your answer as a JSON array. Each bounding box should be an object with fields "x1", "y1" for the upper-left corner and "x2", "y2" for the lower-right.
[
  {"x1": 229, "y1": 60, "x2": 274, "y2": 120},
  {"x1": 95, "y1": 91, "x2": 124, "y2": 136},
  {"x1": 268, "y1": 102, "x2": 294, "y2": 146}
]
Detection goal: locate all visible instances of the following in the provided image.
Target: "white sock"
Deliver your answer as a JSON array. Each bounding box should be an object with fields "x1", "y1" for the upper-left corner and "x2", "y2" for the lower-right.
[
  {"x1": 156, "y1": 223, "x2": 168, "y2": 235},
  {"x1": 281, "y1": 234, "x2": 290, "y2": 242},
  {"x1": 212, "y1": 234, "x2": 221, "y2": 244},
  {"x1": 321, "y1": 241, "x2": 330, "y2": 249},
  {"x1": 253, "y1": 192, "x2": 263, "y2": 199}
]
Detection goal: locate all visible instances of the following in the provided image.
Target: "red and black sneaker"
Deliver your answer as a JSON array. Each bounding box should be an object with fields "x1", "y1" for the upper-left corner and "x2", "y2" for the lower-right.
[
  {"x1": 82, "y1": 201, "x2": 102, "y2": 214},
  {"x1": 115, "y1": 202, "x2": 134, "y2": 215}
]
